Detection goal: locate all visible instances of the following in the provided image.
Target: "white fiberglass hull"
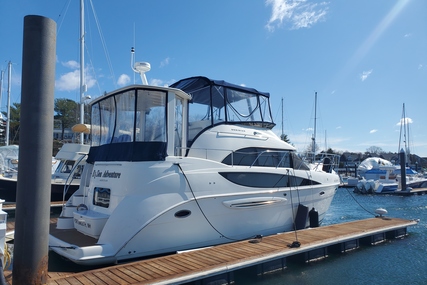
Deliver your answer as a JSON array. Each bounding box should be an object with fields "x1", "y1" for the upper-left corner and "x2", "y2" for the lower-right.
[{"x1": 49, "y1": 158, "x2": 338, "y2": 265}]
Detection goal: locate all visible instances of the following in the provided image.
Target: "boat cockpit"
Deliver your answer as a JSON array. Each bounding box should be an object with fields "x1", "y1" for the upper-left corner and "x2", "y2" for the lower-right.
[{"x1": 86, "y1": 77, "x2": 277, "y2": 164}]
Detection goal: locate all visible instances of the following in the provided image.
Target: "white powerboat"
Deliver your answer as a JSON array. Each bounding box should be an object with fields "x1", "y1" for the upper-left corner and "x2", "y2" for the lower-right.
[
  {"x1": 49, "y1": 76, "x2": 340, "y2": 265},
  {"x1": 50, "y1": 143, "x2": 90, "y2": 201},
  {"x1": 0, "y1": 144, "x2": 88, "y2": 201}
]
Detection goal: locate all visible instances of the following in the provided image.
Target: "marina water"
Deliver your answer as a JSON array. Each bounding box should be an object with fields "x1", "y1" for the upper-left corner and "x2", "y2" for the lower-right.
[
  {"x1": 43, "y1": 188, "x2": 427, "y2": 284},
  {"x1": 236, "y1": 188, "x2": 427, "y2": 285}
]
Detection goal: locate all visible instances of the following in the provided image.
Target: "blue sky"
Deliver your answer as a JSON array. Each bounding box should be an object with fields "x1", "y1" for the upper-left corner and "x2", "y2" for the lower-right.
[{"x1": 1, "y1": 0, "x2": 426, "y2": 157}]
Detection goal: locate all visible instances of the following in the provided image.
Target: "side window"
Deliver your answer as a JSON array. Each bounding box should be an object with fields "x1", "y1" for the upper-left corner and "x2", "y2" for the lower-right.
[
  {"x1": 222, "y1": 148, "x2": 292, "y2": 167},
  {"x1": 175, "y1": 97, "x2": 183, "y2": 156}
]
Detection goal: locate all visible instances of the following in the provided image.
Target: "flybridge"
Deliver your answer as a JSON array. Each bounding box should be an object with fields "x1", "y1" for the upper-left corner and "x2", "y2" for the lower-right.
[
  {"x1": 171, "y1": 76, "x2": 275, "y2": 131},
  {"x1": 86, "y1": 76, "x2": 276, "y2": 162}
]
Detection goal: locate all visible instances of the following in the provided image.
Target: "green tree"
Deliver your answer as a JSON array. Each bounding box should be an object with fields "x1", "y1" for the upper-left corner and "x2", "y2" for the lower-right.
[
  {"x1": 280, "y1": 133, "x2": 291, "y2": 144},
  {"x1": 1, "y1": 102, "x2": 21, "y2": 144},
  {"x1": 54, "y1": 98, "x2": 78, "y2": 140}
]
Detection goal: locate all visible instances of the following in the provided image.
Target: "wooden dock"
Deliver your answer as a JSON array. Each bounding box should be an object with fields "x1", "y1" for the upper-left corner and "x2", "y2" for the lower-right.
[
  {"x1": 2, "y1": 202, "x2": 63, "y2": 242},
  {"x1": 387, "y1": 187, "x2": 427, "y2": 196},
  {"x1": 340, "y1": 184, "x2": 427, "y2": 196},
  {"x1": 4, "y1": 216, "x2": 416, "y2": 285},
  {"x1": 2, "y1": 201, "x2": 64, "y2": 211}
]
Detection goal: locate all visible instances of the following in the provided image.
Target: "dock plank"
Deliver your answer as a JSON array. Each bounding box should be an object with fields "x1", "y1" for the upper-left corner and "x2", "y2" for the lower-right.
[
  {"x1": 149, "y1": 259, "x2": 186, "y2": 275},
  {"x1": 3, "y1": 217, "x2": 417, "y2": 285}
]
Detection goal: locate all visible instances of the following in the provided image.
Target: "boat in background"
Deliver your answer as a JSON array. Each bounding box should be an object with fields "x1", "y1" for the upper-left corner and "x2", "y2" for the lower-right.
[
  {"x1": 357, "y1": 157, "x2": 394, "y2": 181},
  {"x1": 0, "y1": 143, "x2": 89, "y2": 202},
  {"x1": 0, "y1": 145, "x2": 19, "y2": 180},
  {"x1": 374, "y1": 166, "x2": 399, "y2": 193},
  {"x1": 50, "y1": 143, "x2": 90, "y2": 201}
]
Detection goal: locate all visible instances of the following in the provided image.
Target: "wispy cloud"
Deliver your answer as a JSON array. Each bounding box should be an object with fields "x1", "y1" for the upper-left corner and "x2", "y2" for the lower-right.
[
  {"x1": 149, "y1": 78, "x2": 176, "y2": 87},
  {"x1": 370, "y1": 129, "x2": 378, "y2": 134},
  {"x1": 62, "y1": 60, "x2": 79, "y2": 69},
  {"x1": 404, "y1": 33, "x2": 412, "y2": 38},
  {"x1": 55, "y1": 66, "x2": 96, "y2": 92},
  {"x1": 160, "y1": 57, "x2": 170, "y2": 68},
  {"x1": 397, "y1": 117, "x2": 413, "y2": 126},
  {"x1": 265, "y1": 0, "x2": 328, "y2": 31},
  {"x1": 360, "y1": 69, "x2": 373, "y2": 81},
  {"x1": 117, "y1": 74, "x2": 130, "y2": 86}
]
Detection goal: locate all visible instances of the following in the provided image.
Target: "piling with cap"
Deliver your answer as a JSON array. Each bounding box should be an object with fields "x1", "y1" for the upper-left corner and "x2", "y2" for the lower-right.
[{"x1": 12, "y1": 15, "x2": 56, "y2": 284}]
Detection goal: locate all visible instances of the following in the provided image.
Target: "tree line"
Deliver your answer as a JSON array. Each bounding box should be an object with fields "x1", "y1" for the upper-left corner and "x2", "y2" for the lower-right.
[{"x1": 1, "y1": 98, "x2": 90, "y2": 145}]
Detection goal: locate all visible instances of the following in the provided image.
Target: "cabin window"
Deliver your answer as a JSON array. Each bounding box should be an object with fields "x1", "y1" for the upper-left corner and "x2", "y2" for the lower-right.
[
  {"x1": 91, "y1": 103, "x2": 101, "y2": 146},
  {"x1": 226, "y1": 90, "x2": 259, "y2": 122},
  {"x1": 175, "y1": 97, "x2": 183, "y2": 156},
  {"x1": 100, "y1": 97, "x2": 116, "y2": 145},
  {"x1": 57, "y1": 160, "x2": 74, "y2": 173},
  {"x1": 222, "y1": 148, "x2": 292, "y2": 168},
  {"x1": 188, "y1": 87, "x2": 213, "y2": 142},
  {"x1": 91, "y1": 96, "x2": 116, "y2": 146},
  {"x1": 93, "y1": 187, "x2": 110, "y2": 208},
  {"x1": 259, "y1": 95, "x2": 272, "y2": 122},
  {"x1": 112, "y1": 91, "x2": 135, "y2": 143},
  {"x1": 135, "y1": 90, "x2": 167, "y2": 142},
  {"x1": 219, "y1": 172, "x2": 320, "y2": 188}
]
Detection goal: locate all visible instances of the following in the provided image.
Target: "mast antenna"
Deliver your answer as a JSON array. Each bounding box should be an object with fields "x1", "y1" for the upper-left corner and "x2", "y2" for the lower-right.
[
  {"x1": 311, "y1": 91, "x2": 317, "y2": 161},
  {"x1": 130, "y1": 47, "x2": 150, "y2": 85}
]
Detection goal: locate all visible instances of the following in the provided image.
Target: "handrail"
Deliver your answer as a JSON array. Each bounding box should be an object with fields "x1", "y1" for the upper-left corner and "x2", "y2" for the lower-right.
[{"x1": 62, "y1": 153, "x2": 88, "y2": 203}]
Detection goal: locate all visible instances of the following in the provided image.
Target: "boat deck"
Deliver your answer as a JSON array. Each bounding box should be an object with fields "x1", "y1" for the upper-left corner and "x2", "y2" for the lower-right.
[
  {"x1": 49, "y1": 223, "x2": 98, "y2": 247},
  {"x1": 5, "y1": 216, "x2": 416, "y2": 284}
]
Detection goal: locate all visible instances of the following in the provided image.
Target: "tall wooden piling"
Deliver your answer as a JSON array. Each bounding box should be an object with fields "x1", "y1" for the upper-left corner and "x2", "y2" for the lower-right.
[
  {"x1": 12, "y1": 15, "x2": 56, "y2": 284},
  {"x1": 399, "y1": 149, "x2": 407, "y2": 191}
]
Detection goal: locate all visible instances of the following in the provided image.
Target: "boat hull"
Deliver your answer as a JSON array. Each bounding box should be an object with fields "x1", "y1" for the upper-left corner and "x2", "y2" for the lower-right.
[
  {"x1": 49, "y1": 159, "x2": 339, "y2": 265},
  {"x1": 0, "y1": 177, "x2": 79, "y2": 202}
]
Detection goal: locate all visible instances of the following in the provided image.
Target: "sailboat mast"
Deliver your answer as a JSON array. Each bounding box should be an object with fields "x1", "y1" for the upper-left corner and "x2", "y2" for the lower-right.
[
  {"x1": 312, "y1": 91, "x2": 317, "y2": 160},
  {"x1": 6, "y1": 61, "x2": 12, "y2": 146},
  {"x1": 281, "y1": 97, "x2": 284, "y2": 139},
  {"x1": 0, "y1": 69, "x2": 3, "y2": 140},
  {"x1": 398, "y1": 103, "x2": 410, "y2": 166},
  {"x1": 79, "y1": 0, "x2": 86, "y2": 144},
  {"x1": 403, "y1": 103, "x2": 410, "y2": 164}
]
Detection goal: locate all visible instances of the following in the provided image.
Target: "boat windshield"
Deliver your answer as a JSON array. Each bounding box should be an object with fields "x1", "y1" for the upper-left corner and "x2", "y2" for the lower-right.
[
  {"x1": 87, "y1": 87, "x2": 174, "y2": 163},
  {"x1": 91, "y1": 88, "x2": 167, "y2": 146},
  {"x1": 171, "y1": 77, "x2": 275, "y2": 142}
]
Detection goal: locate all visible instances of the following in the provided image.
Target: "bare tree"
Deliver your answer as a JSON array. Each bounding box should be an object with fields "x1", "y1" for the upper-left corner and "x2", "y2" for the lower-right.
[{"x1": 366, "y1": 146, "x2": 384, "y2": 156}]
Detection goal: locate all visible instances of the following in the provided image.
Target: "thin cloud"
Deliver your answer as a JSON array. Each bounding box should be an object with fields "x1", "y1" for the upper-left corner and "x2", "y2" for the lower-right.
[
  {"x1": 62, "y1": 60, "x2": 79, "y2": 69},
  {"x1": 117, "y1": 74, "x2": 130, "y2": 86},
  {"x1": 397, "y1": 117, "x2": 413, "y2": 126},
  {"x1": 404, "y1": 33, "x2": 412, "y2": 38},
  {"x1": 360, "y1": 69, "x2": 373, "y2": 81},
  {"x1": 370, "y1": 129, "x2": 378, "y2": 134},
  {"x1": 265, "y1": 0, "x2": 328, "y2": 31},
  {"x1": 55, "y1": 65, "x2": 96, "y2": 92},
  {"x1": 160, "y1": 57, "x2": 170, "y2": 68},
  {"x1": 149, "y1": 78, "x2": 176, "y2": 87}
]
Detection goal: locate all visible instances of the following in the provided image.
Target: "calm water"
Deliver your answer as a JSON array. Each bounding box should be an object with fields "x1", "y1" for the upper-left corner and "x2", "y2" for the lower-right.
[
  {"x1": 237, "y1": 188, "x2": 427, "y2": 285},
  {"x1": 24, "y1": 188, "x2": 427, "y2": 283}
]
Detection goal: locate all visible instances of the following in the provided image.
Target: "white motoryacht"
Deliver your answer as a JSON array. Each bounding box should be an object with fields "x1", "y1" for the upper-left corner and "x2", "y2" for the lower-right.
[{"x1": 49, "y1": 76, "x2": 340, "y2": 265}]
